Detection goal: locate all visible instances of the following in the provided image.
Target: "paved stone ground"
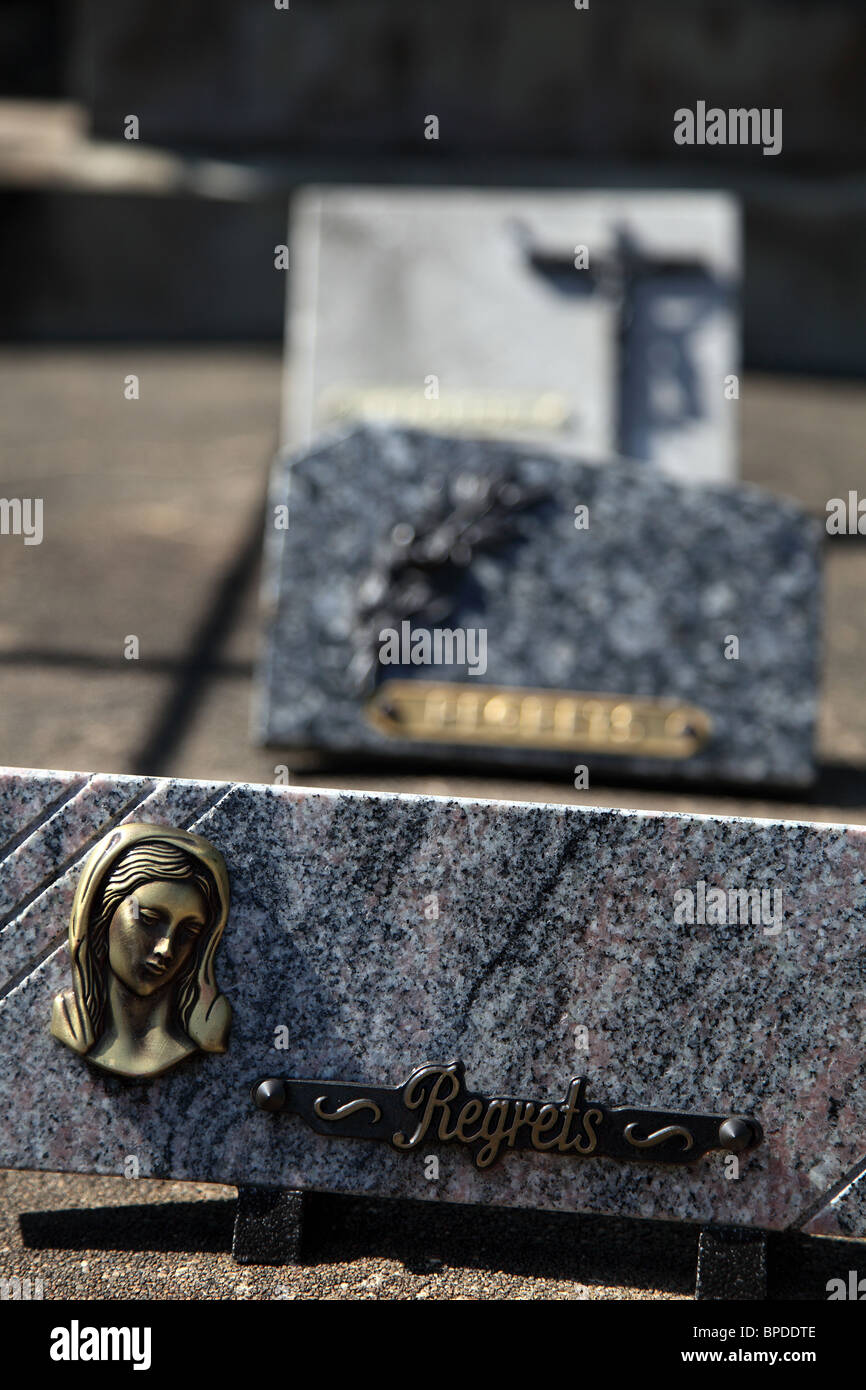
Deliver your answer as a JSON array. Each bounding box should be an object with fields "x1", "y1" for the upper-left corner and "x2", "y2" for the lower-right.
[{"x1": 0, "y1": 347, "x2": 864, "y2": 1300}]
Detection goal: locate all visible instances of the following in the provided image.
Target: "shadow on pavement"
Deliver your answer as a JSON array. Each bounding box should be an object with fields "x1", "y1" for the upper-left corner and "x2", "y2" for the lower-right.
[{"x1": 19, "y1": 1192, "x2": 853, "y2": 1299}]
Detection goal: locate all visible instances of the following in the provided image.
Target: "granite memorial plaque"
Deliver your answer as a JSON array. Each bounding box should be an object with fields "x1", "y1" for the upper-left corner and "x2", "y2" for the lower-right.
[
  {"x1": 257, "y1": 424, "x2": 820, "y2": 788},
  {"x1": 0, "y1": 767, "x2": 863, "y2": 1285},
  {"x1": 283, "y1": 187, "x2": 741, "y2": 484}
]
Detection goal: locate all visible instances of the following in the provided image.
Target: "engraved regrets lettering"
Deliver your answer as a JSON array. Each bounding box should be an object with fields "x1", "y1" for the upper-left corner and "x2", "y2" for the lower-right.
[{"x1": 390, "y1": 1063, "x2": 602, "y2": 1169}]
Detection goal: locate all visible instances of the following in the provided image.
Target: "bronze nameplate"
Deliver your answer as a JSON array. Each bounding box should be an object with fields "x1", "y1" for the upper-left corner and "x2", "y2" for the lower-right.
[
  {"x1": 365, "y1": 680, "x2": 712, "y2": 758},
  {"x1": 251, "y1": 1061, "x2": 760, "y2": 1170}
]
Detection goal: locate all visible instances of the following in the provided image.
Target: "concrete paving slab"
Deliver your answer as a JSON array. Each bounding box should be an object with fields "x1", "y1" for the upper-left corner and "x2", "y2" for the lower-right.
[
  {"x1": 0, "y1": 667, "x2": 174, "y2": 773},
  {"x1": 0, "y1": 348, "x2": 278, "y2": 662}
]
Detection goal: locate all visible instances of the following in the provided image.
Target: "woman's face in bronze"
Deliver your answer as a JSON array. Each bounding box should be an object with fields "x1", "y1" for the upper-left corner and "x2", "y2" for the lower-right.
[{"x1": 107, "y1": 879, "x2": 207, "y2": 997}]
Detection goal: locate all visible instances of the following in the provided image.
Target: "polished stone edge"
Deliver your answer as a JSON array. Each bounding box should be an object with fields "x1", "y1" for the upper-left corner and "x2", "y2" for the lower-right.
[
  {"x1": 803, "y1": 1167, "x2": 866, "y2": 1240},
  {"x1": 0, "y1": 763, "x2": 856, "y2": 839}
]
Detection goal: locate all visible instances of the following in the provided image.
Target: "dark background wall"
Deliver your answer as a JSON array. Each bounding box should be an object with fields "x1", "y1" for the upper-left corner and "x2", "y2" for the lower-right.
[
  {"x1": 69, "y1": 0, "x2": 866, "y2": 169},
  {"x1": 1, "y1": 0, "x2": 864, "y2": 373}
]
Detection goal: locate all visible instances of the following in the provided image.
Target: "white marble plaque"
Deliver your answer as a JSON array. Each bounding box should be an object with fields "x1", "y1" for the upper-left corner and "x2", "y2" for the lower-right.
[{"x1": 282, "y1": 187, "x2": 741, "y2": 484}]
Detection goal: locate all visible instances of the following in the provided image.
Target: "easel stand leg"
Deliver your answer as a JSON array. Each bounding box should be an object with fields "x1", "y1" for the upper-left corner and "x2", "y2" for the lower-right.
[
  {"x1": 695, "y1": 1224, "x2": 767, "y2": 1300},
  {"x1": 232, "y1": 1186, "x2": 306, "y2": 1266}
]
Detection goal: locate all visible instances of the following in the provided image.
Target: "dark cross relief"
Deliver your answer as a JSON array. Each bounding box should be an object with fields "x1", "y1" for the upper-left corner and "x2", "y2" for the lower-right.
[
  {"x1": 251, "y1": 1061, "x2": 761, "y2": 1172},
  {"x1": 516, "y1": 223, "x2": 733, "y2": 462}
]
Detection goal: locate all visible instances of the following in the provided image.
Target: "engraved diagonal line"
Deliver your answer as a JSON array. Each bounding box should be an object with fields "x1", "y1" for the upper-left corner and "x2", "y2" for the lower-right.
[
  {"x1": 184, "y1": 784, "x2": 236, "y2": 829},
  {"x1": 0, "y1": 774, "x2": 91, "y2": 867},
  {"x1": 792, "y1": 1150, "x2": 866, "y2": 1230},
  {"x1": 0, "y1": 782, "x2": 231, "y2": 1003},
  {"x1": 0, "y1": 779, "x2": 157, "y2": 948},
  {"x1": 0, "y1": 936, "x2": 68, "y2": 1006},
  {"x1": 0, "y1": 780, "x2": 158, "y2": 934}
]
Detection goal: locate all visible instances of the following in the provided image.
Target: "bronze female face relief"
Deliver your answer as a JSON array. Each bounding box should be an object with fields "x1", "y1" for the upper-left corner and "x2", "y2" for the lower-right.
[{"x1": 51, "y1": 823, "x2": 232, "y2": 1079}]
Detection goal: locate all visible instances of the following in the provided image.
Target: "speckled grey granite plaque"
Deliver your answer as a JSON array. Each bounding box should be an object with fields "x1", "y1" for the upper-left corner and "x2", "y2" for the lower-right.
[
  {"x1": 257, "y1": 424, "x2": 820, "y2": 787},
  {"x1": 1, "y1": 767, "x2": 864, "y2": 1240},
  {"x1": 283, "y1": 187, "x2": 740, "y2": 484}
]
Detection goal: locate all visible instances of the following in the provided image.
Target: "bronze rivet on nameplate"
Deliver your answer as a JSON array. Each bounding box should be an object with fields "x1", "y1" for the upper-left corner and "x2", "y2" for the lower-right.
[
  {"x1": 718, "y1": 1117, "x2": 755, "y2": 1153},
  {"x1": 253, "y1": 1078, "x2": 286, "y2": 1112}
]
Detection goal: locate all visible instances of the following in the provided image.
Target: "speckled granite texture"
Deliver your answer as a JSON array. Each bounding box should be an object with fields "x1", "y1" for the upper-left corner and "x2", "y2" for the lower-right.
[
  {"x1": 257, "y1": 425, "x2": 820, "y2": 787},
  {"x1": 2, "y1": 769, "x2": 864, "y2": 1236}
]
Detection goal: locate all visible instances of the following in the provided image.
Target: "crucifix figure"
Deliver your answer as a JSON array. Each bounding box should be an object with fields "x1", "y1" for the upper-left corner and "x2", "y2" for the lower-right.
[{"x1": 518, "y1": 223, "x2": 733, "y2": 462}]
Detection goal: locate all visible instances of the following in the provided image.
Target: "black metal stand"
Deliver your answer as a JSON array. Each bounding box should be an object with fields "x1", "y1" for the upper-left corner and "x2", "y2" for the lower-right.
[
  {"x1": 695, "y1": 1224, "x2": 767, "y2": 1300},
  {"x1": 232, "y1": 1186, "x2": 306, "y2": 1266}
]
